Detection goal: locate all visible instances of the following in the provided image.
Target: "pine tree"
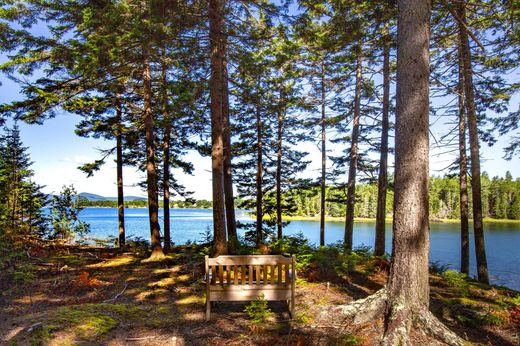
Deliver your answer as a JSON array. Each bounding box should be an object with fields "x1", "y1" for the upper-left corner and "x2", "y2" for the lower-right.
[{"x1": 0, "y1": 124, "x2": 47, "y2": 238}]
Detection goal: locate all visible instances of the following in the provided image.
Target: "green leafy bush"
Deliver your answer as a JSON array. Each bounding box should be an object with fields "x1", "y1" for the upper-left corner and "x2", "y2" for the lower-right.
[
  {"x1": 443, "y1": 270, "x2": 469, "y2": 296},
  {"x1": 244, "y1": 294, "x2": 273, "y2": 325},
  {"x1": 429, "y1": 261, "x2": 450, "y2": 274}
]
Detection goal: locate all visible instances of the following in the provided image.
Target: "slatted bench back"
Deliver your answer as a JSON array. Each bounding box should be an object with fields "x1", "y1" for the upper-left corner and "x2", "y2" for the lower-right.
[
  {"x1": 206, "y1": 255, "x2": 295, "y2": 286},
  {"x1": 204, "y1": 255, "x2": 296, "y2": 320}
]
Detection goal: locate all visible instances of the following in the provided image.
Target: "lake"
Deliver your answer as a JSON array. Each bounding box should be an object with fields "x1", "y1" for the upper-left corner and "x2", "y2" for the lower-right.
[{"x1": 79, "y1": 207, "x2": 520, "y2": 291}]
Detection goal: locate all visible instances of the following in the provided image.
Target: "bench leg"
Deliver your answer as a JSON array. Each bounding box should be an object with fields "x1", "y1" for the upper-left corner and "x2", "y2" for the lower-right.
[
  {"x1": 290, "y1": 298, "x2": 295, "y2": 319},
  {"x1": 206, "y1": 298, "x2": 211, "y2": 321}
]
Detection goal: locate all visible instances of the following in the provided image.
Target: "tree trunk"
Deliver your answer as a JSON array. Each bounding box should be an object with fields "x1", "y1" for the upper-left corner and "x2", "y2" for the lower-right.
[
  {"x1": 457, "y1": 0, "x2": 489, "y2": 284},
  {"x1": 209, "y1": 0, "x2": 227, "y2": 256},
  {"x1": 256, "y1": 104, "x2": 263, "y2": 247},
  {"x1": 163, "y1": 125, "x2": 171, "y2": 252},
  {"x1": 457, "y1": 43, "x2": 470, "y2": 275},
  {"x1": 115, "y1": 95, "x2": 125, "y2": 248},
  {"x1": 222, "y1": 41, "x2": 237, "y2": 253},
  {"x1": 383, "y1": 1, "x2": 431, "y2": 342},
  {"x1": 344, "y1": 49, "x2": 362, "y2": 252},
  {"x1": 319, "y1": 3, "x2": 465, "y2": 344},
  {"x1": 375, "y1": 25, "x2": 390, "y2": 257},
  {"x1": 161, "y1": 58, "x2": 171, "y2": 253},
  {"x1": 143, "y1": 44, "x2": 164, "y2": 258},
  {"x1": 320, "y1": 61, "x2": 326, "y2": 247},
  {"x1": 276, "y1": 90, "x2": 283, "y2": 239}
]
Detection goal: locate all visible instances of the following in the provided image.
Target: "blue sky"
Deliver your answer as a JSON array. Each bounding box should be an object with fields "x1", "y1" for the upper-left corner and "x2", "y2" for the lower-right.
[{"x1": 0, "y1": 23, "x2": 518, "y2": 201}]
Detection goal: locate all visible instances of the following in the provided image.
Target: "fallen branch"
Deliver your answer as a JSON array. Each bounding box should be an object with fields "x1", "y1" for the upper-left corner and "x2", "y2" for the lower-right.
[
  {"x1": 103, "y1": 283, "x2": 128, "y2": 303},
  {"x1": 26, "y1": 322, "x2": 43, "y2": 333}
]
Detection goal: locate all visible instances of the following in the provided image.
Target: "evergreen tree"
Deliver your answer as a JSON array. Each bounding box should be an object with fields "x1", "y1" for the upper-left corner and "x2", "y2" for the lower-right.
[
  {"x1": 0, "y1": 124, "x2": 47, "y2": 238},
  {"x1": 49, "y1": 185, "x2": 90, "y2": 242}
]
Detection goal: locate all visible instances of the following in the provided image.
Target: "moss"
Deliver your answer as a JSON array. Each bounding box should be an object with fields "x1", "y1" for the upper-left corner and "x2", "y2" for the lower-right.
[
  {"x1": 53, "y1": 306, "x2": 119, "y2": 338},
  {"x1": 50, "y1": 255, "x2": 89, "y2": 266},
  {"x1": 23, "y1": 303, "x2": 154, "y2": 344},
  {"x1": 30, "y1": 325, "x2": 54, "y2": 346}
]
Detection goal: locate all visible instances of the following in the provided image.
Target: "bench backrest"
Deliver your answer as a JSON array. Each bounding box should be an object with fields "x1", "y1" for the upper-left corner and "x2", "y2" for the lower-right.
[{"x1": 205, "y1": 255, "x2": 295, "y2": 286}]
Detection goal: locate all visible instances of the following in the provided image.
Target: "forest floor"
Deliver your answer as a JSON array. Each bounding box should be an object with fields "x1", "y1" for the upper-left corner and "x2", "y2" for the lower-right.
[{"x1": 1, "y1": 244, "x2": 519, "y2": 346}]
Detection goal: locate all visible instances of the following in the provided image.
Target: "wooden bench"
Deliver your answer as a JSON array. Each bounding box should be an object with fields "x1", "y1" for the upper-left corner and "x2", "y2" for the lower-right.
[{"x1": 204, "y1": 255, "x2": 296, "y2": 321}]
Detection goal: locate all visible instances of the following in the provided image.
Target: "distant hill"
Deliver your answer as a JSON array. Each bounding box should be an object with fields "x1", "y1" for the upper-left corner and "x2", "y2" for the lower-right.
[{"x1": 79, "y1": 192, "x2": 147, "y2": 201}]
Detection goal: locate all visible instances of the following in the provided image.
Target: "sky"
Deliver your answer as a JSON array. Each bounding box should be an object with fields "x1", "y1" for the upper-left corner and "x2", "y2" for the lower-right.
[{"x1": 0, "y1": 21, "x2": 518, "y2": 201}]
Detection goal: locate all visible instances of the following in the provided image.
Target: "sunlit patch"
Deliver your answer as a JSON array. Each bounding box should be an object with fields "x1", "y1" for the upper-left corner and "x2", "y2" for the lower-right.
[
  {"x1": 1, "y1": 326, "x2": 24, "y2": 342},
  {"x1": 135, "y1": 288, "x2": 170, "y2": 302},
  {"x1": 148, "y1": 276, "x2": 176, "y2": 288},
  {"x1": 175, "y1": 294, "x2": 204, "y2": 305},
  {"x1": 176, "y1": 274, "x2": 191, "y2": 283},
  {"x1": 87, "y1": 255, "x2": 136, "y2": 268}
]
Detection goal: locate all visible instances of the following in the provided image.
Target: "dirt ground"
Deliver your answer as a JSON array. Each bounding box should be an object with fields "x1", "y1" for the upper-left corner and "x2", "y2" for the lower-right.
[{"x1": 1, "y1": 246, "x2": 519, "y2": 345}]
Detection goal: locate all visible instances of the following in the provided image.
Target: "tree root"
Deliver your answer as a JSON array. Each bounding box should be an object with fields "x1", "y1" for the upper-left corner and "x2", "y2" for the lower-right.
[
  {"x1": 321, "y1": 288, "x2": 466, "y2": 346},
  {"x1": 415, "y1": 309, "x2": 465, "y2": 346},
  {"x1": 321, "y1": 288, "x2": 388, "y2": 325}
]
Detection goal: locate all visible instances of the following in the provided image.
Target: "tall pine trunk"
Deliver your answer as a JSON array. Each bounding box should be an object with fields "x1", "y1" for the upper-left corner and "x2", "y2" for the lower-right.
[
  {"x1": 209, "y1": 0, "x2": 227, "y2": 256},
  {"x1": 326, "y1": 4, "x2": 464, "y2": 343},
  {"x1": 115, "y1": 95, "x2": 125, "y2": 248},
  {"x1": 143, "y1": 44, "x2": 164, "y2": 258},
  {"x1": 457, "y1": 0, "x2": 489, "y2": 284},
  {"x1": 161, "y1": 59, "x2": 171, "y2": 253},
  {"x1": 383, "y1": 0, "x2": 431, "y2": 341},
  {"x1": 344, "y1": 49, "x2": 362, "y2": 252},
  {"x1": 457, "y1": 45, "x2": 470, "y2": 275},
  {"x1": 320, "y1": 61, "x2": 326, "y2": 247},
  {"x1": 374, "y1": 25, "x2": 390, "y2": 257},
  {"x1": 222, "y1": 41, "x2": 237, "y2": 252},
  {"x1": 162, "y1": 125, "x2": 171, "y2": 252},
  {"x1": 276, "y1": 90, "x2": 283, "y2": 239},
  {"x1": 256, "y1": 104, "x2": 263, "y2": 247}
]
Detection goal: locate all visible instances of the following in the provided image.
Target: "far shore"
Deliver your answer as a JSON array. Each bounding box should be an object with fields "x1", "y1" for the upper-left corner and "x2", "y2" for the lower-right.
[
  {"x1": 281, "y1": 215, "x2": 520, "y2": 224},
  {"x1": 81, "y1": 206, "x2": 520, "y2": 224}
]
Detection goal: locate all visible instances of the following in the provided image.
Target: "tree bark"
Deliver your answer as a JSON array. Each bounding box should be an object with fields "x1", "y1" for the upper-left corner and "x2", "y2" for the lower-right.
[
  {"x1": 161, "y1": 58, "x2": 172, "y2": 253},
  {"x1": 143, "y1": 44, "x2": 164, "y2": 258},
  {"x1": 319, "y1": 3, "x2": 465, "y2": 344},
  {"x1": 115, "y1": 95, "x2": 125, "y2": 248},
  {"x1": 162, "y1": 126, "x2": 171, "y2": 252},
  {"x1": 383, "y1": 0, "x2": 431, "y2": 343},
  {"x1": 457, "y1": 0, "x2": 489, "y2": 284},
  {"x1": 256, "y1": 104, "x2": 263, "y2": 247},
  {"x1": 344, "y1": 48, "x2": 362, "y2": 252},
  {"x1": 209, "y1": 0, "x2": 227, "y2": 256},
  {"x1": 457, "y1": 43, "x2": 469, "y2": 275},
  {"x1": 276, "y1": 90, "x2": 283, "y2": 239},
  {"x1": 320, "y1": 61, "x2": 326, "y2": 247},
  {"x1": 375, "y1": 25, "x2": 390, "y2": 257},
  {"x1": 222, "y1": 41, "x2": 237, "y2": 253}
]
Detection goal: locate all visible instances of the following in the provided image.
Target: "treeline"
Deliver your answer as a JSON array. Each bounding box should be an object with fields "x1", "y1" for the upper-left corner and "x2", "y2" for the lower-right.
[
  {"x1": 288, "y1": 173, "x2": 520, "y2": 220},
  {"x1": 80, "y1": 199, "x2": 213, "y2": 209}
]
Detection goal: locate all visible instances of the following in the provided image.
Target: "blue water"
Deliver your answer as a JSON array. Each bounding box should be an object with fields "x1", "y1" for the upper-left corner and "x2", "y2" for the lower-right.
[{"x1": 79, "y1": 207, "x2": 520, "y2": 291}]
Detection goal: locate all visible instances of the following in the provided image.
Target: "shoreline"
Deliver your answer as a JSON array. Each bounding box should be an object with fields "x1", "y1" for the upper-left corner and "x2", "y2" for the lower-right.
[
  {"x1": 282, "y1": 215, "x2": 520, "y2": 224},
  {"x1": 81, "y1": 206, "x2": 520, "y2": 224}
]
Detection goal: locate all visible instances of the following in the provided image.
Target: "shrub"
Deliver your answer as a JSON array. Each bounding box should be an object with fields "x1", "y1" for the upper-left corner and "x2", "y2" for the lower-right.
[
  {"x1": 429, "y1": 261, "x2": 450, "y2": 274},
  {"x1": 244, "y1": 294, "x2": 273, "y2": 325},
  {"x1": 443, "y1": 270, "x2": 469, "y2": 296}
]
